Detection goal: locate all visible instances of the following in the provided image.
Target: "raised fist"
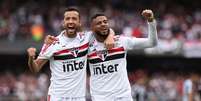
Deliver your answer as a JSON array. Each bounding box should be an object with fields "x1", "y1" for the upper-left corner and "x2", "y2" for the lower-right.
[
  {"x1": 141, "y1": 9, "x2": 154, "y2": 22},
  {"x1": 27, "y1": 47, "x2": 36, "y2": 57}
]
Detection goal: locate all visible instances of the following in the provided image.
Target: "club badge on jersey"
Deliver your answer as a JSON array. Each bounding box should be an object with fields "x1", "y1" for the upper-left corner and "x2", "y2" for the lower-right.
[{"x1": 88, "y1": 35, "x2": 125, "y2": 64}]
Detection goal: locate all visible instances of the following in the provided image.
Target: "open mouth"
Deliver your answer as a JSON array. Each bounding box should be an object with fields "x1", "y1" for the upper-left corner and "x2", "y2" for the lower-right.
[
  {"x1": 67, "y1": 26, "x2": 76, "y2": 32},
  {"x1": 101, "y1": 27, "x2": 109, "y2": 31},
  {"x1": 101, "y1": 28, "x2": 109, "y2": 33},
  {"x1": 68, "y1": 26, "x2": 75, "y2": 29}
]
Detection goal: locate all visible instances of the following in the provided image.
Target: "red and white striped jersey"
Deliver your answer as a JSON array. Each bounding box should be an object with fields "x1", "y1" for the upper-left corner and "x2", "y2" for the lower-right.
[
  {"x1": 88, "y1": 21, "x2": 157, "y2": 99},
  {"x1": 88, "y1": 36, "x2": 133, "y2": 98}
]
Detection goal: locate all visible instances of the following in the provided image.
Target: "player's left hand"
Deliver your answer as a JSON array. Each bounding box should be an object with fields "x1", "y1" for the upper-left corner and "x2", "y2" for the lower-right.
[
  {"x1": 27, "y1": 47, "x2": 36, "y2": 57},
  {"x1": 104, "y1": 37, "x2": 115, "y2": 49},
  {"x1": 141, "y1": 9, "x2": 154, "y2": 22},
  {"x1": 104, "y1": 29, "x2": 115, "y2": 49},
  {"x1": 44, "y1": 35, "x2": 58, "y2": 45}
]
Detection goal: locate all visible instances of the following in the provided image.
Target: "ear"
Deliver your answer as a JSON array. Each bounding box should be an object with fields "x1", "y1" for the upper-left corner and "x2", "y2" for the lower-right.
[
  {"x1": 62, "y1": 21, "x2": 66, "y2": 28},
  {"x1": 79, "y1": 23, "x2": 81, "y2": 27},
  {"x1": 77, "y1": 23, "x2": 82, "y2": 32}
]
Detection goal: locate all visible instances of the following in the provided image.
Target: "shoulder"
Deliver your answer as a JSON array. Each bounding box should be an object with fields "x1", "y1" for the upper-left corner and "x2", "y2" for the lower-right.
[
  {"x1": 78, "y1": 31, "x2": 93, "y2": 41},
  {"x1": 80, "y1": 31, "x2": 93, "y2": 36}
]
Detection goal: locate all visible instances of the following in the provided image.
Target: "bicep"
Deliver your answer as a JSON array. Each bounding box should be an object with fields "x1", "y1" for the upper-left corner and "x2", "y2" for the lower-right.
[
  {"x1": 124, "y1": 37, "x2": 149, "y2": 50},
  {"x1": 132, "y1": 38, "x2": 150, "y2": 49}
]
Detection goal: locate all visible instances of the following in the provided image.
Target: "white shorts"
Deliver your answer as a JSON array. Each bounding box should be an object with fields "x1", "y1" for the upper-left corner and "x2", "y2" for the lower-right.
[
  {"x1": 91, "y1": 96, "x2": 133, "y2": 101},
  {"x1": 47, "y1": 95, "x2": 86, "y2": 101}
]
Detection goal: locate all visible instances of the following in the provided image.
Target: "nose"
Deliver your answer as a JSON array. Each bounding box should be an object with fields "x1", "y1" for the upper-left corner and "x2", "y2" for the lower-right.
[
  {"x1": 69, "y1": 19, "x2": 73, "y2": 23},
  {"x1": 101, "y1": 22, "x2": 107, "y2": 27}
]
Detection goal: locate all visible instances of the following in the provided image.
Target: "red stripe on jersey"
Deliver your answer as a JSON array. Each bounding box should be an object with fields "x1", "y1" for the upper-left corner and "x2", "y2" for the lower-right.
[
  {"x1": 88, "y1": 52, "x2": 97, "y2": 58},
  {"x1": 79, "y1": 43, "x2": 89, "y2": 50},
  {"x1": 54, "y1": 49, "x2": 70, "y2": 55},
  {"x1": 47, "y1": 95, "x2": 50, "y2": 101},
  {"x1": 108, "y1": 47, "x2": 124, "y2": 54}
]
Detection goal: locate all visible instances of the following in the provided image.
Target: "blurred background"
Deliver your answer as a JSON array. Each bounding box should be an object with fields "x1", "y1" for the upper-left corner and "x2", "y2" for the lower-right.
[{"x1": 0, "y1": 0, "x2": 201, "y2": 101}]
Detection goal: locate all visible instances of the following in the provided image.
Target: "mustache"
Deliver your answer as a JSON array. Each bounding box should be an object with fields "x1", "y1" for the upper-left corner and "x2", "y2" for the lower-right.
[
  {"x1": 63, "y1": 24, "x2": 82, "y2": 32},
  {"x1": 95, "y1": 29, "x2": 110, "y2": 37}
]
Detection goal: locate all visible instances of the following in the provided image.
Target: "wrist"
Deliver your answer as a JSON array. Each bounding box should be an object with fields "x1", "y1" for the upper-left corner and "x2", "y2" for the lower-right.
[
  {"x1": 147, "y1": 16, "x2": 154, "y2": 22},
  {"x1": 29, "y1": 56, "x2": 35, "y2": 59}
]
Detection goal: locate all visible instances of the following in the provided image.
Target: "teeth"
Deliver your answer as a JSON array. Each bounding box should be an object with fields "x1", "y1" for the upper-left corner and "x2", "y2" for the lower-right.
[
  {"x1": 68, "y1": 27, "x2": 75, "y2": 30},
  {"x1": 68, "y1": 29, "x2": 74, "y2": 31}
]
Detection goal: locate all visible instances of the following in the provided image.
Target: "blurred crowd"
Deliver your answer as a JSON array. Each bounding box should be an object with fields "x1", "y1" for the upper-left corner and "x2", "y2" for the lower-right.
[
  {"x1": 1, "y1": 0, "x2": 201, "y2": 100},
  {"x1": 0, "y1": 0, "x2": 201, "y2": 56},
  {"x1": 0, "y1": 70, "x2": 201, "y2": 101},
  {"x1": 0, "y1": 72, "x2": 49, "y2": 101},
  {"x1": 129, "y1": 70, "x2": 201, "y2": 101}
]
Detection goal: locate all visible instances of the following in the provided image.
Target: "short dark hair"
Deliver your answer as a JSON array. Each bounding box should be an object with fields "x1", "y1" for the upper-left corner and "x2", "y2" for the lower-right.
[
  {"x1": 91, "y1": 13, "x2": 106, "y2": 22},
  {"x1": 64, "y1": 7, "x2": 80, "y2": 18}
]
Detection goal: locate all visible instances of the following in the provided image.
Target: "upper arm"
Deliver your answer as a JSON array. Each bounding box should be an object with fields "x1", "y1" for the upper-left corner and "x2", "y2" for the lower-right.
[
  {"x1": 123, "y1": 36, "x2": 156, "y2": 50},
  {"x1": 130, "y1": 37, "x2": 151, "y2": 49},
  {"x1": 122, "y1": 36, "x2": 147, "y2": 50}
]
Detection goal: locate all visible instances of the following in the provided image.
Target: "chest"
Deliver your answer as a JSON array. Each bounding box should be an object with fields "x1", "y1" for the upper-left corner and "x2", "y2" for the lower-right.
[
  {"x1": 88, "y1": 42, "x2": 125, "y2": 63},
  {"x1": 52, "y1": 38, "x2": 89, "y2": 60}
]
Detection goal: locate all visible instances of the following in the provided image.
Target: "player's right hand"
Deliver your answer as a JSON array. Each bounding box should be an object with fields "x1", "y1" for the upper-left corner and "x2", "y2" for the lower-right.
[
  {"x1": 44, "y1": 35, "x2": 58, "y2": 45},
  {"x1": 27, "y1": 47, "x2": 36, "y2": 57}
]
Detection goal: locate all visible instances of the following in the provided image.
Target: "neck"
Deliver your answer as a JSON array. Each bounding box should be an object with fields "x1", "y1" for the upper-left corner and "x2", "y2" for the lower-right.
[
  {"x1": 64, "y1": 30, "x2": 77, "y2": 38},
  {"x1": 94, "y1": 33, "x2": 107, "y2": 42}
]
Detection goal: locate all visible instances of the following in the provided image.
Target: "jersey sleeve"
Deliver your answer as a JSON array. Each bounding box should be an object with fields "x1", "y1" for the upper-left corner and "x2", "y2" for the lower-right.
[
  {"x1": 120, "y1": 36, "x2": 137, "y2": 50},
  {"x1": 38, "y1": 44, "x2": 55, "y2": 59},
  {"x1": 121, "y1": 20, "x2": 158, "y2": 50}
]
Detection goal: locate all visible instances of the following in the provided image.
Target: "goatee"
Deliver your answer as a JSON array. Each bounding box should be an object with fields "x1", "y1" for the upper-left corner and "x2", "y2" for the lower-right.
[{"x1": 95, "y1": 29, "x2": 110, "y2": 38}]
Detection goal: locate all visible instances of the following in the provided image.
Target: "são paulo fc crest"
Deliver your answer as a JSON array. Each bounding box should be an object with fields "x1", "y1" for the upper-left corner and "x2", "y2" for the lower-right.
[
  {"x1": 70, "y1": 47, "x2": 79, "y2": 57},
  {"x1": 96, "y1": 50, "x2": 108, "y2": 61}
]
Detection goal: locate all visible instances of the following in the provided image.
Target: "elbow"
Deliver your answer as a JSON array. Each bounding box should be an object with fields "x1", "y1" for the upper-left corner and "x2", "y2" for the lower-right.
[
  {"x1": 31, "y1": 69, "x2": 40, "y2": 73},
  {"x1": 29, "y1": 67, "x2": 39, "y2": 73},
  {"x1": 149, "y1": 40, "x2": 158, "y2": 48},
  {"x1": 152, "y1": 40, "x2": 158, "y2": 46},
  {"x1": 28, "y1": 64, "x2": 40, "y2": 73}
]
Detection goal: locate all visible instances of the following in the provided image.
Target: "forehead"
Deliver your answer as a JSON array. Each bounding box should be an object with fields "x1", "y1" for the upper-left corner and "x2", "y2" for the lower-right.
[
  {"x1": 64, "y1": 11, "x2": 79, "y2": 18},
  {"x1": 93, "y1": 16, "x2": 108, "y2": 22}
]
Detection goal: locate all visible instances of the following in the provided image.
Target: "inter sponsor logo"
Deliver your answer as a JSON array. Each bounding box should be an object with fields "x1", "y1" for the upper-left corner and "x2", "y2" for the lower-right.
[
  {"x1": 93, "y1": 64, "x2": 119, "y2": 75},
  {"x1": 62, "y1": 60, "x2": 85, "y2": 72}
]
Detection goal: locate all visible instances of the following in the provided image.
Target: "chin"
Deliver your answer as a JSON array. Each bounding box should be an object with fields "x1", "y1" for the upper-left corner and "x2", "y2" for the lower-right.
[
  {"x1": 100, "y1": 31, "x2": 109, "y2": 36},
  {"x1": 67, "y1": 31, "x2": 76, "y2": 35}
]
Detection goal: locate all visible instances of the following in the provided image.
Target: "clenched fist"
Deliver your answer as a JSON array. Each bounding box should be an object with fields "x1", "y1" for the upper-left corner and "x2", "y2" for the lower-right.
[
  {"x1": 27, "y1": 47, "x2": 36, "y2": 57},
  {"x1": 141, "y1": 9, "x2": 154, "y2": 22}
]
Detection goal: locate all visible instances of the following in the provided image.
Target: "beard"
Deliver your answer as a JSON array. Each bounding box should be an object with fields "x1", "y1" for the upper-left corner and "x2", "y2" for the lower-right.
[{"x1": 95, "y1": 29, "x2": 110, "y2": 38}]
